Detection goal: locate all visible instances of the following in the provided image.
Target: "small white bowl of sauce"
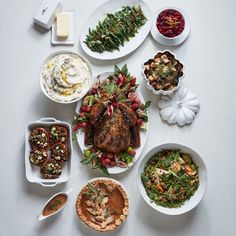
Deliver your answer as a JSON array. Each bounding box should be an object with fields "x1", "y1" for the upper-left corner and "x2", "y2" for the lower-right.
[{"x1": 37, "y1": 188, "x2": 73, "y2": 221}]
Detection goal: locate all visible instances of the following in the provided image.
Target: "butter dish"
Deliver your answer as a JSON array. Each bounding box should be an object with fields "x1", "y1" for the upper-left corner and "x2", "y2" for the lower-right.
[{"x1": 33, "y1": 0, "x2": 63, "y2": 30}]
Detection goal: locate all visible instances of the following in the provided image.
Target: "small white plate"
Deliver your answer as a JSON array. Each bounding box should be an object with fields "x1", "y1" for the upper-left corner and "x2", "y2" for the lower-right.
[
  {"x1": 151, "y1": 7, "x2": 190, "y2": 46},
  {"x1": 75, "y1": 72, "x2": 148, "y2": 174},
  {"x1": 80, "y1": 0, "x2": 152, "y2": 60},
  {"x1": 51, "y1": 11, "x2": 75, "y2": 45},
  {"x1": 25, "y1": 117, "x2": 72, "y2": 187},
  {"x1": 137, "y1": 143, "x2": 207, "y2": 215}
]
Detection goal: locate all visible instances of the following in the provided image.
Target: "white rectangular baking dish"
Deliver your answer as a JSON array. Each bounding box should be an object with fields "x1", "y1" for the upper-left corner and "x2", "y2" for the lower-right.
[{"x1": 25, "y1": 117, "x2": 72, "y2": 187}]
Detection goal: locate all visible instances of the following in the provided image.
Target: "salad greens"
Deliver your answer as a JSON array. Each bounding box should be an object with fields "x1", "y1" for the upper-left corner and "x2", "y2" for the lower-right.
[{"x1": 141, "y1": 150, "x2": 199, "y2": 208}]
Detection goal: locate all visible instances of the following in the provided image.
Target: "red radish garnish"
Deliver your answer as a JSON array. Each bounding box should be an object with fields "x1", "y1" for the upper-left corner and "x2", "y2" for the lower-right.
[
  {"x1": 137, "y1": 118, "x2": 143, "y2": 127},
  {"x1": 132, "y1": 103, "x2": 139, "y2": 110}
]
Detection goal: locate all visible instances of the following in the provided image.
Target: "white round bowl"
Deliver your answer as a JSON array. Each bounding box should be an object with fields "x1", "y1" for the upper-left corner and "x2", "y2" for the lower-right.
[
  {"x1": 137, "y1": 143, "x2": 207, "y2": 215},
  {"x1": 40, "y1": 51, "x2": 93, "y2": 104},
  {"x1": 143, "y1": 50, "x2": 184, "y2": 96},
  {"x1": 151, "y1": 7, "x2": 190, "y2": 46}
]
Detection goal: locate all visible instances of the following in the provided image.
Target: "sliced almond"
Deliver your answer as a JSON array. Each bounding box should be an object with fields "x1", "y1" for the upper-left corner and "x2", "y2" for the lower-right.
[
  {"x1": 105, "y1": 216, "x2": 114, "y2": 225},
  {"x1": 115, "y1": 218, "x2": 122, "y2": 226},
  {"x1": 120, "y1": 214, "x2": 126, "y2": 221},
  {"x1": 95, "y1": 215, "x2": 105, "y2": 222},
  {"x1": 100, "y1": 222, "x2": 107, "y2": 229},
  {"x1": 123, "y1": 208, "x2": 129, "y2": 216},
  {"x1": 86, "y1": 208, "x2": 97, "y2": 216},
  {"x1": 106, "y1": 185, "x2": 114, "y2": 192},
  {"x1": 85, "y1": 200, "x2": 95, "y2": 208}
]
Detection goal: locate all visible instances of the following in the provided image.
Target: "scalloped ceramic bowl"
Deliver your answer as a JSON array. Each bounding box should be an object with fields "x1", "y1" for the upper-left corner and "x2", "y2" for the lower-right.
[
  {"x1": 143, "y1": 50, "x2": 184, "y2": 96},
  {"x1": 151, "y1": 7, "x2": 190, "y2": 46},
  {"x1": 137, "y1": 143, "x2": 207, "y2": 215}
]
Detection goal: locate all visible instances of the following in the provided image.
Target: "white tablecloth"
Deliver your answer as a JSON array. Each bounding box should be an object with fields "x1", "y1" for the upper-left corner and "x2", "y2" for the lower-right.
[{"x1": 1, "y1": 0, "x2": 236, "y2": 235}]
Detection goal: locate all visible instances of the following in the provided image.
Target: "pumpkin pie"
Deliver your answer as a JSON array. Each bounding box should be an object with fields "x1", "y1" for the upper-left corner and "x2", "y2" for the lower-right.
[{"x1": 76, "y1": 178, "x2": 129, "y2": 232}]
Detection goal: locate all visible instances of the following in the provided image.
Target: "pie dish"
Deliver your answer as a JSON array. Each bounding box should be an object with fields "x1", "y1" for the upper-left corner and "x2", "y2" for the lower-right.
[{"x1": 76, "y1": 178, "x2": 129, "y2": 232}]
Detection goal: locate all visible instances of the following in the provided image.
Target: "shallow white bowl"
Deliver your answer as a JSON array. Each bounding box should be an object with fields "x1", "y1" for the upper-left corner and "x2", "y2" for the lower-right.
[
  {"x1": 137, "y1": 143, "x2": 207, "y2": 215},
  {"x1": 40, "y1": 51, "x2": 93, "y2": 104},
  {"x1": 143, "y1": 50, "x2": 184, "y2": 96},
  {"x1": 151, "y1": 7, "x2": 190, "y2": 46}
]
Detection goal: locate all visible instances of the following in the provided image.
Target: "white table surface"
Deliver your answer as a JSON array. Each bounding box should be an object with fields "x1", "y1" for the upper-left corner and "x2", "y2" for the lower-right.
[{"x1": 1, "y1": 0, "x2": 236, "y2": 235}]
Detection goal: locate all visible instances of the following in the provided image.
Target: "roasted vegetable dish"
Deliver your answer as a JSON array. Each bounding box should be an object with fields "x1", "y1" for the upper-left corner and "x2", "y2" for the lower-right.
[
  {"x1": 84, "y1": 5, "x2": 147, "y2": 53},
  {"x1": 144, "y1": 51, "x2": 183, "y2": 91},
  {"x1": 141, "y1": 150, "x2": 199, "y2": 208},
  {"x1": 40, "y1": 160, "x2": 62, "y2": 179},
  {"x1": 28, "y1": 125, "x2": 70, "y2": 179},
  {"x1": 73, "y1": 65, "x2": 150, "y2": 175}
]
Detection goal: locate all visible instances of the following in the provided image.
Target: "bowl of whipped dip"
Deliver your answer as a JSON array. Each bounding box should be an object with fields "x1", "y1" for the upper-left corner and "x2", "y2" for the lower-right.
[{"x1": 40, "y1": 51, "x2": 93, "y2": 104}]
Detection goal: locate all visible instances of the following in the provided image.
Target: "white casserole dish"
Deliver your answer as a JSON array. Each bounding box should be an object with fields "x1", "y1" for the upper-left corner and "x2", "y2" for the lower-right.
[{"x1": 25, "y1": 117, "x2": 72, "y2": 187}]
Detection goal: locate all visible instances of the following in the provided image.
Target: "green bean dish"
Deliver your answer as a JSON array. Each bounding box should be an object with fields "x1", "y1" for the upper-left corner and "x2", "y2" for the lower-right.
[
  {"x1": 141, "y1": 150, "x2": 199, "y2": 208},
  {"x1": 84, "y1": 5, "x2": 147, "y2": 53}
]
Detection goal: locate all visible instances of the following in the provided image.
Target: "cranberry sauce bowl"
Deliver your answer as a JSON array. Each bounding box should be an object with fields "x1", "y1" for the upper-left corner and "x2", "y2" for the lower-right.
[{"x1": 151, "y1": 7, "x2": 190, "y2": 46}]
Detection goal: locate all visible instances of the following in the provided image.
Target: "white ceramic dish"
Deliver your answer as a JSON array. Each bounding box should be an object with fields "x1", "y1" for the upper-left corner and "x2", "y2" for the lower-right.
[
  {"x1": 137, "y1": 143, "x2": 207, "y2": 215},
  {"x1": 51, "y1": 11, "x2": 75, "y2": 45},
  {"x1": 143, "y1": 50, "x2": 184, "y2": 96},
  {"x1": 39, "y1": 51, "x2": 93, "y2": 104},
  {"x1": 25, "y1": 117, "x2": 72, "y2": 187},
  {"x1": 151, "y1": 7, "x2": 190, "y2": 46},
  {"x1": 80, "y1": 0, "x2": 152, "y2": 60},
  {"x1": 77, "y1": 177, "x2": 129, "y2": 231},
  {"x1": 75, "y1": 71, "x2": 148, "y2": 174},
  {"x1": 38, "y1": 188, "x2": 73, "y2": 221}
]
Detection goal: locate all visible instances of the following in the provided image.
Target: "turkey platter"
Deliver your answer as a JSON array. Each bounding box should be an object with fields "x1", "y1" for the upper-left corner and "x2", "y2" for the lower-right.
[{"x1": 73, "y1": 65, "x2": 150, "y2": 174}]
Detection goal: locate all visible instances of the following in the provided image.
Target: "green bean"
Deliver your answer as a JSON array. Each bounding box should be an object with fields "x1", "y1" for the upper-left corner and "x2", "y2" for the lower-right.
[{"x1": 84, "y1": 4, "x2": 147, "y2": 53}]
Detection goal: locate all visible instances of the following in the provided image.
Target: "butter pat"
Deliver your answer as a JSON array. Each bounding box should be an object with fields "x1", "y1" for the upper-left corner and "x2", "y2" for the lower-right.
[
  {"x1": 33, "y1": 0, "x2": 62, "y2": 30},
  {"x1": 51, "y1": 11, "x2": 75, "y2": 45},
  {"x1": 56, "y1": 13, "x2": 70, "y2": 38}
]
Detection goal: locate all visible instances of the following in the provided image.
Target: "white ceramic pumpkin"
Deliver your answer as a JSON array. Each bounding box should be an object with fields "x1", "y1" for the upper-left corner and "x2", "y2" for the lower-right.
[{"x1": 158, "y1": 86, "x2": 200, "y2": 126}]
